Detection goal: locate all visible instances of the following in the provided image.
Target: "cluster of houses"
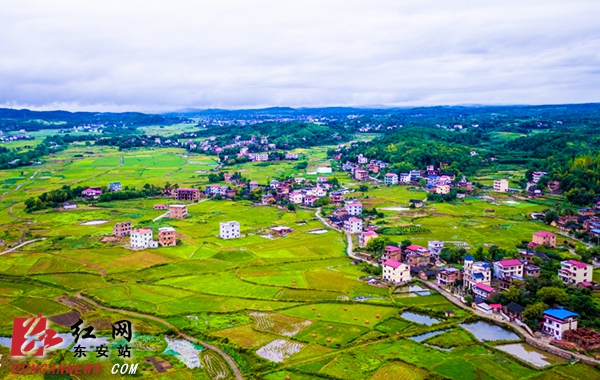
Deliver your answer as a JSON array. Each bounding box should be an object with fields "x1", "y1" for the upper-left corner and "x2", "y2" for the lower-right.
[
  {"x1": 0, "y1": 133, "x2": 32, "y2": 143},
  {"x1": 546, "y1": 206, "x2": 600, "y2": 238},
  {"x1": 328, "y1": 199, "x2": 364, "y2": 233},
  {"x1": 113, "y1": 221, "x2": 177, "y2": 249}
]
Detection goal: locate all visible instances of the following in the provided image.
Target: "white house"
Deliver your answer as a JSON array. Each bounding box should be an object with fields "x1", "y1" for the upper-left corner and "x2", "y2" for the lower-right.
[
  {"x1": 382, "y1": 260, "x2": 411, "y2": 284},
  {"x1": 493, "y1": 179, "x2": 509, "y2": 192},
  {"x1": 558, "y1": 260, "x2": 593, "y2": 286},
  {"x1": 344, "y1": 217, "x2": 363, "y2": 234},
  {"x1": 493, "y1": 259, "x2": 524, "y2": 280},
  {"x1": 345, "y1": 200, "x2": 362, "y2": 216},
  {"x1": 220, "y1": 221, "x2": 240, "y2": 239},
  {"x1": 463, "y1": 255, "x2": 492, "y2": 290},
  {"x1": 289, "y1": 191, "x2": 304, "y2": 204},
  {"x1": 542, "y1": 308, "x2": 579, "y2": 340},
  {"x1": 399, "y1": 173, "x2": 411, "y2": 184},
  {"x1": 428, "y1": 241, "x2": 444, "y2": 258},
  {"x1": 384, "y1": 173, "x2": 398, "y2": 185},
  {"x1": 131, "y1": 228, "x2": 158, "y2": 249}
]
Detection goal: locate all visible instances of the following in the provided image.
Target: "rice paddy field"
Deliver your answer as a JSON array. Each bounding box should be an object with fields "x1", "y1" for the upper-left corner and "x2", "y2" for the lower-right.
[{"x1": 0, "y1": 142, "x2": 598, "y2": 379}]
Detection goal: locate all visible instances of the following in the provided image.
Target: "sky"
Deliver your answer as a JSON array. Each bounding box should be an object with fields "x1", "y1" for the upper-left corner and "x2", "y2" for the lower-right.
[{"x1": 0, "y1": 0, "x2": 599, "y2": 112}]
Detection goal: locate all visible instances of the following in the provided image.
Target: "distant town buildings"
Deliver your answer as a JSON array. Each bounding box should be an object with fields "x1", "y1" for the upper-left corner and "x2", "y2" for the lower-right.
[{"x1": 220, "y1": 221, "x2": 241, "y2": 239}]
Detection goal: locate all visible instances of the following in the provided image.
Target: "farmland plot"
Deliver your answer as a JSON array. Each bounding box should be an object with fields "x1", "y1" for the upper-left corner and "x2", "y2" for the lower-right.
[
  {"x1": 256, "y1": 339, "x2": 304, "y2": 362},
  {"x1": 250, "y1": 312, "x2": 312, "y2": 337},
  {"x1": 200, "y1": 350, "x2": 232, "y2": 380}
]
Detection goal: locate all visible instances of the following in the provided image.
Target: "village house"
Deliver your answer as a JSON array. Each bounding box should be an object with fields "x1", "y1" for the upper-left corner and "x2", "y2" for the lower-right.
[
  {"x1": 169, "y1": 205, "x2": 188, "y2": 219},
  {"x1": 547, "y1": 181, "x2": 561, "y2": 193},
  {"x1": 303, "y1": 195, "x2": 318, "y2": 207},
  {"x1": 345, "y1": 199, "x2": 362, "y2": 216},
  {"x1": 220, "y1": 221, "x2": 241, "y2": 239},
  {"x1": 359, "y1": 230, "x2": 378, "y2": 248},
  {"x1": 81, "y1": 188, "x2": 102, "y2": 199},
  {"x1": 493, "y1": 259, "x2": 524, "y2": 280},
  {"x1": 382, "y1": 260, "x2": 411, "y2": 284},
  {"x1": 357, "y1": 154, "x2": 368, "y2": 164},
  {"x1": 437, "y1": 266, "x2": 462, "y2": 287},
  {"x1": 365, "y1": 163, "x2": 380, "y2": 173},
  {"x1": 205, "y1": 185, "x2": 221, "y2": 195},
  {"x1": 285, "y1": 153, "x2": 298, "y2": 160},
  {"x1": 409, "y1": 170, "x2": 421, "y2": 182},
  {"x1": 175, "y1": 188, "x2": 202, "y2": 201},
  {"x1": 493, "y1": 179, "x2": 509, "y2": 192},
  {"x1": 249, "y1": 153, "x2": 269, "y2": 161},
  {"x1": 434, "y1": 184, "x2": 451, "y2": 194},
  {"x1": 532, "y1": 171, "x2": 547, "y2": 184},
  {"x1": 532, "y1": 231, "x2": 556, "y2": 247},
  {"x1": 409, "y1": 199, "x2": 424, "y2": 208},
  {"x1": 578, "y1": 208, "x2": 596, "y2": 217},
  {"x1": 404, "y1": 245, "x2": 431, "y2": 266},
  {"x1": 317, "y1": 176, "x2": 328, "y2": 183},
  {"x1": 354, "y1": 169, "x2": 369, "y2": 181},
  {"x1": 113, "y1": 221, "x2": 132, "y2": 237},
  {"x1": 130, "y1": 228, "x2": 158, "y2": 249},
  {"x1": 558, "y1": 260, "x2": 593, "y2": 286},
  {"x1": 330, "y1": 191, "x2": 344, "y2": 204},
  {"x1": 473, "y1": 283, "x2": 496, "y2": 301},
  {"x1": 288, "y1": 191, "x2": 304, "y2": 204},
  {"x1": 543, "y1": 307, "x2": 579, "y2": 340},
  {"x1": 528, "y1": 187, "x2": 542, "y2": 197},
  {"x1": 62, "y1": 202, "x2": 77, "y2": 210},
  {"x1": 158, "y1": 227, "x2": 176, "y2": 247},
  {"x1": 249, "y1": 181, "x2": 259, "y2": 190},
  {"x1": 524, "y1": 264, "x2": 541, "y2": 277},
  {"x1": 271, "y1": 226, "x2": 294, "y2": 236},
  {"x1": 344, "y1": 217, "x2": 363, "y2": 234},
  {"x1": 463, "y1": 255, "x2": 492, "y2": 290},
  {"x1": 261, "y1": 194, "x2": 275, "y2": 204},
  {"x1": 399, "y1": 173, "x2": 411, "y2": 183},
  {"x1": 382, "y1": 245, "x2": 402, "y2": 261},
  {"x1": 426, "y1": 174, "x2": 439, "y2": 186},
  {"x1": 108, "y1": 181, "x2": 122, "y2": 192},
  {"x1": 428, "y1": 241, "x2": 444, "y2": 258},
  {"x1": 503, "y1": 302, "x2": 525, "y2": 322},
  {"x1": 154, "y1": 204, "x2": 167, "y2": 210},
  {"x1": 270, "y1": 180, "x2": 280, "y2": 189}
]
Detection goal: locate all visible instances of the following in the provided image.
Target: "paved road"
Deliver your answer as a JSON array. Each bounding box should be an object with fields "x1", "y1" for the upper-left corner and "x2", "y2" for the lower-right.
[
  {"x1": 314, "y1": 207, "x2": 340, "y2": 231},
  {"x1": 0, "y1": 238, "x2": 46, "y2": 256},
  {"x1": 75, "y1": 293, "x2": 244, "y2": 379},
  {"x1": 419, "y1": 280, "x2": 600, "y2": 364}
]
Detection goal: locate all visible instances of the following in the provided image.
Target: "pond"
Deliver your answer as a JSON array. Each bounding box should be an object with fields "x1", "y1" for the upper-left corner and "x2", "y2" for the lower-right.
[
  {"x1": 496, "y1": 343, "x2": 566, "y2": 367},
  {"x1": 459, "y1": 321, "x2": 519, "y2": 342},
  {"x1": 401, "y1": 312, "x2": 441, "y2": 326},
  {"x1": 81, "y1": 220, "x2": 110, "y2": 226},
  {"x1": 408, "y1": 329, "x2": 448, "y2": 342}
]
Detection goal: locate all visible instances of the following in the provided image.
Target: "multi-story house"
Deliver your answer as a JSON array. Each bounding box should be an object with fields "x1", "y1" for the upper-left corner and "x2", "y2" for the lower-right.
[
  {"x1": 532, "y1": 171, "x2": 547, "y2": 184},
  {"x1": 130, "y1": 228, "x2": 158, "y2": 249},
  {"x1": 345, "y1": 200, "x2": 362, "y2": 216},
  {"x1": 384, "y1": 173, "x2": 398, "y2": 185},
  {"x1": 382, "y1": 260, "x2": 411, "y2": 284},
  {"x1": 463, "y1": 255, "x2": 491, "y2": 290},
  {"x1": 532, "y1": 231, "x2": 556, "y2": 247},
  {"x1": 158, "y1": 227, "x2": 176, "y2": 247},
  {"x1": 542, "y1": 308, "x2": 579, "y2": 340},
  {"x1": 409, "y1": 170, "x2": 421, "y2": 182},
  {"x1": 169, "y1": 205, "x2": 188, "y2": 219},
  {"x1": 288, "y1": 191, "x2": 304, "y2": 204},
  {"x1": 524, "y1": 264, "x2": 541, "y2": 277},
  {"x1": 434, "y1": 184, "x2": 451, "y2": 194},
  {"x1": 399, "y1": 173, "x2": 411, "y2": 183},
  {"x1": 220, "y1": 221, "x2": 240, "y2": 239},
  {"x1": 558, "y1": 260, "x2": 593, "y2": 286},
  {"x1": 249, "y1": 181, "x2": 259, "y2": 190},
  {"x1": 493, "y1": 179, "x2": 509, "y2": 192},
  {"x1": 359, "y1": 230, "x2": 378, "y2": 248},
  {"x1": 175, "y1": 188, "x2": 202, "y2": 201},
  {"x1": 330, "y1": 191, "x2": 344, "y2": 204},
  {"x1": 437, "y1": 266, "x2": 462, "y2": 287},
  {"x1": 285, "y1": 153, "x2": 299, "y2": 160},
  {"x1": 113, "y1": 221, "x2": 132, "y2": 237},
  {"x1": 493, "y1": 259, "x2": 524, "y2": 280},
  {"x1": 303, "y1": 195, "x2": 318, "y2": 207},
  {"x1": 382, "y1": 245, "x2": 402, "y2": 261},
  {"x1": 81, "y1": 188, "x2": 102, "y2": 199},
  {"x1": 473, "y1": 283, "x2": 496, "y2": 300},
  {"x1": 108, "y1": 182, "x2": 122, "y2": 192},
  {"x1": 354, "y1": 169, "x2": 369, "y2": 181},
  {"x1": 343, "y1": 217, "x2": 363, "y2": 234},
  {"x1": 428, "y1": 241, "x2": 444, "y2": 258},
  {"x1": 357, "y1": 154, "x2": 368, "y2": 164},
  {"x1": 404, "y1": 245, "x2": 431, "y2": 266}
]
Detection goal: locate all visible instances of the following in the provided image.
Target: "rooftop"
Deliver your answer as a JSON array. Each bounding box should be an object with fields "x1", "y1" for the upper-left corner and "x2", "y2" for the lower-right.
[
  {"x1": 385, "y1": 245, "x2": 401, "y2": 252},
  {"x1": 498, "y1": 259, "x2": 522, "y2": 267},
  {"x1": 363, "y1": 231, "x2": 378, "y2": 237},
  {"x1": 383, "y1": 259, "x2": 405, "y2": 269},
  {"x1": 474, "y1": 283, "x2": 495, "y2": 293},
  {"x1": 543, "y1": 307, "x2": 579, "y2": 320},
  {"x1": 533, "y1": 231, "x2": 555, "y2": 237},
  {"x1": 565, "y1": 259, "x2": 589, "y2": 269}
]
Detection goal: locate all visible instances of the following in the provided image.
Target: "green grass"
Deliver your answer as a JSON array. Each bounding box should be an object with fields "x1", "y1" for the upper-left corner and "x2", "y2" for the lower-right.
[
  {"x1": 280, "y1": 304, "x2": 398, "y2": 327},
  {"x1": 295, "y1": 321, "x2": 369, "y2": 347}
]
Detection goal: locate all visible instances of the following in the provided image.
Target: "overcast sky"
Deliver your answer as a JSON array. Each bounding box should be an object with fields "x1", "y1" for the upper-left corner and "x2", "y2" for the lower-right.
[{"x1": 1, "y1": 1, "x2": 599, "y2": 112}]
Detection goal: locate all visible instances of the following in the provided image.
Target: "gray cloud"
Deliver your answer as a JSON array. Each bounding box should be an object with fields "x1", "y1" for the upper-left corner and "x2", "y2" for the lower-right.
[{"x1": 0, "y1": 0, "x2": 599, "y2": 111}]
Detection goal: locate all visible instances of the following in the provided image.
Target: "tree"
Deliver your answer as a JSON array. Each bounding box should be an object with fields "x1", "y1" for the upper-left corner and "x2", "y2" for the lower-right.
[
  {"x1": 366, "y1": 237, "x2": 389, "y2": 255},
  {"x1": 359, "y1": 185, "x2": 369, "y2": 192},
  {"x1": 523, "y1": 302, "x2": 548, "y2": 322},
  {"x1": 504, "y1": 283, "x2": 524, "y2": 303},
  {"x1": 543, "y1": 210, "x2": 559, "y2": 225},
  {"x1": 537, "y1": 287, "x2": 569, "y2": 306},
  {"x1": 400, "y1": 240, "x2": 412, "y2": 250}
]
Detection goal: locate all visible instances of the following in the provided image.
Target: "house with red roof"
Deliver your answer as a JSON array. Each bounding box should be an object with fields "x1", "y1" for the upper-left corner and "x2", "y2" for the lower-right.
[
  {"x1": 532, "y1": 231, "x2": 556, "y2": 247},
  {"x1": 404, "y1": 245, "x2": 431, "y2": 266},
  {"x1": 559, "y1": 260, "x2": 593, "y2": 286},
  {"x1": 473, "y1": 282, "x2": 496, "y2": 300},
  {"x1": 382, "y1": 245, "x2": 402, "y2": 261},
  {"x1": 382, "y1": 260, "x2": 411, "y2": 284},
  {"x1": 493, "y1": 259, "x2": 524, "y2": 280},
  {"x1": 359, "y1": 230, "x2": 378, "y2": 248},
  {"x1": 81, "y1": 188, "x2": 102, "y2": 199},
  {"x1": 384, "y1": 173, "x2": 398, "y2": 185}
]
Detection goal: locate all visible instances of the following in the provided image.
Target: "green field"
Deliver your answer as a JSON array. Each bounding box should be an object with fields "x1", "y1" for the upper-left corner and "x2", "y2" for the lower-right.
[{"x1": 0, "y1": 141, "x2": 598, "y2": 380}]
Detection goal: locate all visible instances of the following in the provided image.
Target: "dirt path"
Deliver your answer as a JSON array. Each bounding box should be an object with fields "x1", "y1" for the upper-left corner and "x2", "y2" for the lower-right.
[
  {"x1": 419, "y1": 280, "x2": 600, "y2": 364},
  {"x1": 314, "y1": 207, "x2": 340, "y2": 231},
  {"x1": 153, "y1": 198, "x2": 209, "y2": 222},
  {"x1": 74, "y1": 293, "x2": 244, "y2": 379},
  {"x1": 0, "y1": 238, "x2": 46, "y2": 256}
]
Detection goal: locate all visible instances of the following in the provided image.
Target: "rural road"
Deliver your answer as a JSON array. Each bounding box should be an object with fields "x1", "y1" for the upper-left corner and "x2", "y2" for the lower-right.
[
  {"x1": 0, "y1": 238, "x2": 46, "y2": 256},
  {"x1": 314, "y1": 207, "x2": 340, "y2": 231},
  {"x1": 74, "y1": 293, "x2": 244, "y2": 379},
  {"x1": 153, "y1": 198, "x2": 209, "y2": 222},
  {"x1": 419, "y1": 280, "x2": 600, "y2": 364}
]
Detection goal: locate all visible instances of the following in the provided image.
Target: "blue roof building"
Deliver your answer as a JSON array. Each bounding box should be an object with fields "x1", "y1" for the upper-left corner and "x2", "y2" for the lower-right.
[{"x1": 542, "y1": 307, "x2": 579, "y2": 340}]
